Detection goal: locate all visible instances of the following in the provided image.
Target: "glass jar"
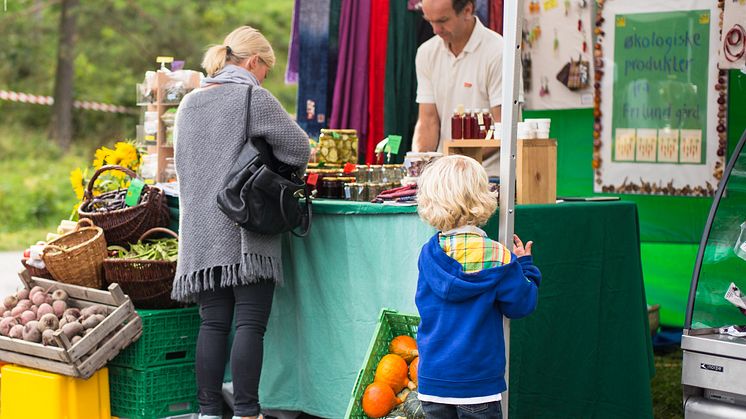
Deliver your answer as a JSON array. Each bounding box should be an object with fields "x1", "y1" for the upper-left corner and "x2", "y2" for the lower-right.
[
  {"x1": 344, "y1": 182, "x2": 369, "y2": 202},
  {"x1": 383, "y1": 164, "x2": 404, "y2": 184},
  {"x1": 163, "y1": 157, "x2": 177, "y2": 183},
  {"x1": 139, "y1": 153, "x2": 158, "y2": 184},
  {"x1": 317, "y1": 129, "x2": 359, "y2": 164},
  {"x1": 368, "y1": 165, "x2": 384, "y2": 183},
  {"x1": 355, "y1": 164, "x2": 370, "y2": 183}
]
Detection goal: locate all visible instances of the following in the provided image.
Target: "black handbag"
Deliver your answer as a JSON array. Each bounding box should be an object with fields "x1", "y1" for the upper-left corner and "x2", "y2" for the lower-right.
[{"x1": 217, "y1": 85, "x2": 312, "y2": 237}]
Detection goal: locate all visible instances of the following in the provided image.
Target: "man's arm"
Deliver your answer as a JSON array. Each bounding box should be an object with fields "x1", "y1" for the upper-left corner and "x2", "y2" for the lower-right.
[{"x1": 412, "y1": 103, "x2": 440, "y2": 152}]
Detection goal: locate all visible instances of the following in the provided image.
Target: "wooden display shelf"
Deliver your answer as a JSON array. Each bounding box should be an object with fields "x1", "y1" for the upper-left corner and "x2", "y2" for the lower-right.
[
  {"x1": 443, "y1": 138, "x2": 557, "y2": 204},
  {"x1": 142, "y1": 71, "x2": 201, "y2": 182}
]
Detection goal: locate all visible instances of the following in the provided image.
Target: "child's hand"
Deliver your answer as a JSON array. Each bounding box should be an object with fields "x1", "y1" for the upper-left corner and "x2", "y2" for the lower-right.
[{"x1": 513, "y1": 234, "x2": 533, "y2": 257}]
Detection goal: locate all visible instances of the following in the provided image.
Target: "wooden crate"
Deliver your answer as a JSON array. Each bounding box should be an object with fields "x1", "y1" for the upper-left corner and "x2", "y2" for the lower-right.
[
  {"x1": 442, "y1": 138, "x2": 557, "y2": 204},
  {"x1": 0, "y1": 269, "x2": 143, "y2": 379}
]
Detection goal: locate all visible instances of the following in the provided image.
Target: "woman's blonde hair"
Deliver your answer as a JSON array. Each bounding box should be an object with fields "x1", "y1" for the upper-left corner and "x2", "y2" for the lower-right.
[
  {"x1": 417, "y1": 155, "x2": 498, "y2": 231},
  {"x1": 201, "y1": 26, "x2": 276, "y2": 77}
]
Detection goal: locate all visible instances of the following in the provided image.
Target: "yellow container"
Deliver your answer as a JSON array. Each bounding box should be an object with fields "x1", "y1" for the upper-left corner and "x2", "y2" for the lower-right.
[{"x1": 0, "y1": 364, "x2": 110, "y2": 419}]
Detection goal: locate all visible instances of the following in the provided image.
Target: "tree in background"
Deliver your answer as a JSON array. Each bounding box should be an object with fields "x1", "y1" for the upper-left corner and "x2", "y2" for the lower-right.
[{"x1": 49, "y1": 0, "x2": 78, "y2": 150}]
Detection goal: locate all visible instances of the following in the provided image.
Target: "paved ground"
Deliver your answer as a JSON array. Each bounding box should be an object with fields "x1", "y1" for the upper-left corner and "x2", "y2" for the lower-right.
[{"x1": 0, "y1": 251, "x2": 25, "y2": 297}]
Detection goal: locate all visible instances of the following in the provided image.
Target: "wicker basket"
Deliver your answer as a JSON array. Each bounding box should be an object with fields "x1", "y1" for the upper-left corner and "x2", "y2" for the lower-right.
[
  {"x1": 21, "y1": 259, "x2": 54, "y2": 279},
  {"x1": 78, "y1": 165, "x2": 170, "y2": 246},
  {"x1": 41, "y1": 218, "x2": 107, "y2": 289},
  {"x1": 103, "y1": 227, "x2": 179, "y2": 309}
]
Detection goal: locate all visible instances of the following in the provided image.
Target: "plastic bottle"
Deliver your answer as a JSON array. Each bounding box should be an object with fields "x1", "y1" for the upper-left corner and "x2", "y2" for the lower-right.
[
  {"x1": 464, "y1": 109, "x2": 475, "y2": 139},
  {"x1": 451, "y1": 108, "x2": 463, "y2": 140}
]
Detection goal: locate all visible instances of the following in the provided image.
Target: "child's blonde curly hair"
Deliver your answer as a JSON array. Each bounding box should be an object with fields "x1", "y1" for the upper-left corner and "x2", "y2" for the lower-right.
[{"x1": 417, "y1": 155, "x2": 498, "y2": 231}]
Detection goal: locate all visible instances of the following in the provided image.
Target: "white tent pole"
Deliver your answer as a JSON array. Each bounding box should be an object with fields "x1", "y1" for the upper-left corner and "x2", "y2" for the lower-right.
[{"x1": 499, "y1": 0, "x2": 523, "y2": 417}]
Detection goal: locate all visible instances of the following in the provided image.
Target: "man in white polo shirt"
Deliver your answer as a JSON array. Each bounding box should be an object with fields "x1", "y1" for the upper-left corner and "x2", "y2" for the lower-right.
[{"x1": 412, "y1": 0, "x2": 511, "y2": 176}]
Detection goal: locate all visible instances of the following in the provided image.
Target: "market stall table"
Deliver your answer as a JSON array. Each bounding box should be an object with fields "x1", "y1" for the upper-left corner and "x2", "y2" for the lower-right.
[{"x1": 170, "y1": 198, "x2": 654, "y2": 418}]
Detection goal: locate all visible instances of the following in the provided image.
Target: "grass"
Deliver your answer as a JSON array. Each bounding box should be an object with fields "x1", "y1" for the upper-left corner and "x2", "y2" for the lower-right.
[
  {"x1": 652, "y1": 347, "x2": 684, "y2": 419},
  {"x1": 0, "y1": 123, "x2": 90, "y2": 251}
]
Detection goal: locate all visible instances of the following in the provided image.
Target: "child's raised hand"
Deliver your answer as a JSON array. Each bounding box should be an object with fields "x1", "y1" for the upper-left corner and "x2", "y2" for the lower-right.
[{"x1": 513, "y1": 234, "x2": 533, "y2": 257}]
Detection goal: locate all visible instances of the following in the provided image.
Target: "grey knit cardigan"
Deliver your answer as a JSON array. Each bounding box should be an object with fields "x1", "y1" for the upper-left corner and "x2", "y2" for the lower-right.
[{"x1": 171, "y1": 83, "x2": 310, "y2": 303}]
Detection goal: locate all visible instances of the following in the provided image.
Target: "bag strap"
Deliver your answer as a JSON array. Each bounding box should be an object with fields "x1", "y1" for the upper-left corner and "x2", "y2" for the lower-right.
[
  {"x1": 244, "y1": 85, "x2": 253, "y2": 145},
  {"x1": 280, "y1": 186, "x2": 313, "y2": 238}
]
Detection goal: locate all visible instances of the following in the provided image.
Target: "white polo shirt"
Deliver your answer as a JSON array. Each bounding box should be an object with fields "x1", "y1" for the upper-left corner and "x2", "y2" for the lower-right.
[{"x1": 416, "y1": 17, "x2": 513, "y2": 176}]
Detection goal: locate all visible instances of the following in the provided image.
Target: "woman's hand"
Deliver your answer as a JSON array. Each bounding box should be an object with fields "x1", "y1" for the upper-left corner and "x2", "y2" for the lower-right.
[{"x1": 513, "y1": 234, "x2": 533, "y2": 257}]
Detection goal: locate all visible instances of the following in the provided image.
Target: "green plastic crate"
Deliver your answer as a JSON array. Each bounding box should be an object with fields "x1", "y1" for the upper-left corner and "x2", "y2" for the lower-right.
[
  {"x1": 109, "y1": 363, "x2": 198, "y2": 419},
  {"x1": 345, "y1": 308, "x2": 420, "y2": 419},
  {"x1": 110, "y1": 306, "x2": 200, "y2": 370}
]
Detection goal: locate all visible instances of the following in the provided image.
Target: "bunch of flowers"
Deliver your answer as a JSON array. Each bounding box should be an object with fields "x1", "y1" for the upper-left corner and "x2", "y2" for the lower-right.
[{"x1": 70, "y1": 141, "x2": 143, "y2": 201}]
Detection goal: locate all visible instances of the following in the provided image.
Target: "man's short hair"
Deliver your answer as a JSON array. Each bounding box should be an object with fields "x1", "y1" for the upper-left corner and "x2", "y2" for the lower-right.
[{"x1": 453, "y1": 0, "x2": 474, "y2": 14}]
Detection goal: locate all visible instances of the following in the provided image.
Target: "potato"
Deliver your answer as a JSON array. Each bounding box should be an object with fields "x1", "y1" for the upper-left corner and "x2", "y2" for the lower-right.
[
  {"x1": 36, "y1": 303, "x2": 53, "y2": 319},
  {"x1": 29, "y1": 305, "x2": 38, "y2": 315},
  {"x1": 9, "y1": 324, "x2": 24, "y2": 339},
  {"x1": 28, "y1": 286, "x2": 44, "y2": 299},
  {"x1": 51, "y1": 289, "x2": 68, "y2": 302},
  {"x1": 2, "y1": 310, "x2": 10, "y2": 318},
  {"x1": 63, "y1": 307, "x2": 81, "y2": 319},
  {"x1": 16, "y1": 288, "x2": 29, "y2": 300},
  {"x1": 41, "y1": 329, "x2": 57, "y2": 346},
  {"x1": 61, "y1": 321, "x2": 84, "y2": 339},
  {"x1": 37, "y1": 313, "x2": 59, "y2": 332},
  {"x1": 19, "y1": 310, "x2": 36, "y2": 325},
  {"x1": 52, "y1": 300, "x2": 67, "y2": 317},
  {"x1": 22, "y1": 321, "x2": 41, "y2": 343},
  {"x1": 45, "y1": 295, "x2": 53, "y2": 306},
  {"x1": 71, "y1": 335, "x2": 82, "y2": 345},
  {"x1": 10, "y1": 305, "x2": 26, "y2": 318},
  {"x1": 81, "y1": 304, "x2": 108, "y2": 319},
  {"x1": 3, "y1": 295, "x2": 18, "y2": 309},
  {"x1": 82, "y1": 314, "x2": 105, "y2": 330},
  {"x1": 16, "y1": 299, "x2": 31, "y2": 310},
  {"x1": 59, "y1": 317, "x2": 68, "y2": 329},
  {"x1": 31, "y1": 292, "x2": 46, "y2": 306},
  {"x1": 0, "y1": 317, "x2": 18, "y2": 336}
]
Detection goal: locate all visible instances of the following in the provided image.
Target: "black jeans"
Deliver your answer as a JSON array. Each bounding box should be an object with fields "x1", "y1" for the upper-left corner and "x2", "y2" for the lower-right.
[
  {"x1": 421, "y1": 401, "x2": 503, "y2": 419},
  {"x1": 196, "y1": 281, "x2": 275, "y2": 417}
]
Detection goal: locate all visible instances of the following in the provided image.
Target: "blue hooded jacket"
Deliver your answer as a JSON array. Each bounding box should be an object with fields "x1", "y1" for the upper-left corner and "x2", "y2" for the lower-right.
[{"x1": 415, "y1": 233, "x2": 542, "y2": 399}]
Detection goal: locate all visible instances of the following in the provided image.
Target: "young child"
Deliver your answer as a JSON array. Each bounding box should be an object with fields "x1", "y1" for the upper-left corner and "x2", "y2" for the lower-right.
[{"x1": 415, "y1": 155, "x2": 541, "y2": 419}]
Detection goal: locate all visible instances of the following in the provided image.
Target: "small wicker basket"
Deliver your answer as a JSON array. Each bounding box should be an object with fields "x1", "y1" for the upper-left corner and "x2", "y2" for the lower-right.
[
  {"x1": 42, "y1": 218, "x2": 107, "y2": 289},
  {"x1": 103, "y1": 227, "x2": 179, "y2": 309},
  {"x1": 78, "y1": 165, "x2": 170, "y2": 246}
]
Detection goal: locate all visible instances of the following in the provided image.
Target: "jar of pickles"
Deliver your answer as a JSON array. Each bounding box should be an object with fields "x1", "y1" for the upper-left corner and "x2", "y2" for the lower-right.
[{"x1": 317, "y1": 129, "x2": 359, "y2": 164}]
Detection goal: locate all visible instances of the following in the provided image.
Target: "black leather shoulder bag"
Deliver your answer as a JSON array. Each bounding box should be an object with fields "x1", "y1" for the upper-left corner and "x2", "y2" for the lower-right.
[{"x1": 217, "y1": 85, "x2": 311, "y2": 237}]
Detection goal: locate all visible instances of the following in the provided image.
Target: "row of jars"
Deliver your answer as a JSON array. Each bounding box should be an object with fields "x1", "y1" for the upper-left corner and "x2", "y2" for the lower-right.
[{"x1": 305, "y1": 164, "x2": 405, "y2": 201}]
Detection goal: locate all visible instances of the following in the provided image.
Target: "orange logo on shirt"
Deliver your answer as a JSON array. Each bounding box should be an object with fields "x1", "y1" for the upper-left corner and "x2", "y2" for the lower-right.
[{"x1": 464, "y1": 82, "x2": 473, "y2": 88}]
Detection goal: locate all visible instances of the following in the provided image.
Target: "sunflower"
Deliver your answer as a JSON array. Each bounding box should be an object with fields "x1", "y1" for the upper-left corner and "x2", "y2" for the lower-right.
[
  {"x1": 92, "y1": 147, "x2": 112, "y2": 169},
  {"x1": 114, "y1": 142, "x2": 140, "y2": 170},
  {"x1": 69, "y1": 168, "x2": 85, "y2": 200}
]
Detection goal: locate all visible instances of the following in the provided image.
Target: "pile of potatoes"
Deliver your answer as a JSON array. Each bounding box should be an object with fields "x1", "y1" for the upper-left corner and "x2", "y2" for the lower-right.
[{"x1": 0, "y1": 286, "x2": 109, "y2": 347}]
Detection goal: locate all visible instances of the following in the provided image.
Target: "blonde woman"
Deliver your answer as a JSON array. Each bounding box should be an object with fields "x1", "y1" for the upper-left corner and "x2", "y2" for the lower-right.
[
  {"x1": 415, "y1": 155, "x2": 541, "y2": 419},
  {"x1": 172, "y1": 26, "x2": 309, "y2": 419}
]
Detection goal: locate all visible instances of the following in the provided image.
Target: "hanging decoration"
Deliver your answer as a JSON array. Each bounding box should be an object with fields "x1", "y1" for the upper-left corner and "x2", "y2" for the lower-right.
[
  {"x1": 522, "y1": 0, "x2": 594, "y2": 109},
  {"x1": 593, "y1": 0, "x2": 726, "y2": 196},
  {"x1": 719, "y1": 0, "x2": 746, "y2": 69}
]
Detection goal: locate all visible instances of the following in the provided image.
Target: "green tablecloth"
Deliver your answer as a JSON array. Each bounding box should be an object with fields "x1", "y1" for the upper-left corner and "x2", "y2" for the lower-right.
[{"x1": 250, "y1": 200, "x2": 654, "y2": 418}]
